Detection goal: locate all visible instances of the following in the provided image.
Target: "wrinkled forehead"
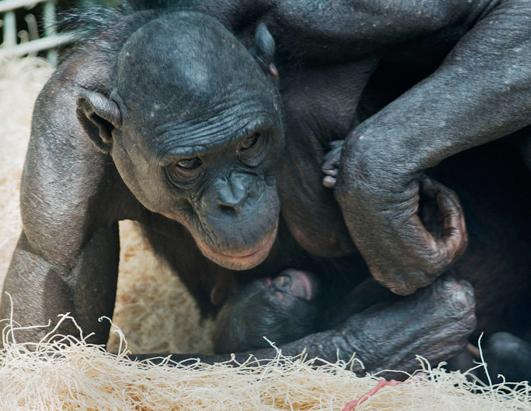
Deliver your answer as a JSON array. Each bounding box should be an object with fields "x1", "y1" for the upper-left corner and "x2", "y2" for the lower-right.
[{"x1": 114, "y1": 12, "x2": 278, "y2": 131}]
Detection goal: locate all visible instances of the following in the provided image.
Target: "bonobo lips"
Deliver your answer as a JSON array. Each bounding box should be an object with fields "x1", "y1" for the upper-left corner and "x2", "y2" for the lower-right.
[{"x1": 194, "y1": 221, "x2": 279, "y2": 270}]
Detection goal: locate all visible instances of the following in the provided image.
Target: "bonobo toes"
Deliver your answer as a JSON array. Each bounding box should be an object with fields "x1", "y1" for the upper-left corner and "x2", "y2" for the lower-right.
[
  {"x1": 321, "y1": 140, "x2": 344, "y2": 188},
  {"x1": 334, "y1": 277, "x2": 476, "y2": 373}
]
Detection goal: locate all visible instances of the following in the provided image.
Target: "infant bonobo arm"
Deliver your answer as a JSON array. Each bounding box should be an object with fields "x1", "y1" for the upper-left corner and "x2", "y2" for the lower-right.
[
  {"x1": 311, "y1": 0, "x2": 531, "y2": 295},
  {"x1": 135, "y1": 277, "x2": 476, "y2": 376},
  {"x1": 0, "y1": 78, "x2": 125, "y2": 345}
]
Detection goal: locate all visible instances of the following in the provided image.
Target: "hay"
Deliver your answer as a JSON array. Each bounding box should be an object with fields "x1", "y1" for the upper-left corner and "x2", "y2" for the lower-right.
[
  {"x1": 0, "y1": 57, "x2": 530, "y2": 410},
  {"x1": 0, "y1": 314, "x2": 530, "y2": 410}
]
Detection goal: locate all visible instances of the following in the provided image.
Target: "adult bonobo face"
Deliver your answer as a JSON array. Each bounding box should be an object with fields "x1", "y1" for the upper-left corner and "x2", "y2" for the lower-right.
[{"x1": 77, "y1": 13, "x2": 284, "y2": 270}]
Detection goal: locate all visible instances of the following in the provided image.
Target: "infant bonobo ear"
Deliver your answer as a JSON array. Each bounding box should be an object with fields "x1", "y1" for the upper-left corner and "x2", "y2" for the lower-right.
[
  {"x1": 251, "y1": 23, "x2": 278, "y2": 79},
  {"x1": 76, "y1": 90, "x2": 122, "y2": 154}
]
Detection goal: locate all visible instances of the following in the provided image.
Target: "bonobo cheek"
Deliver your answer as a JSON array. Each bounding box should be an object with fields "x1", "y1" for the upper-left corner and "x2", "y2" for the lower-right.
[{"x1": 111, "y1": 140, "x2": 173, "y2": 212}]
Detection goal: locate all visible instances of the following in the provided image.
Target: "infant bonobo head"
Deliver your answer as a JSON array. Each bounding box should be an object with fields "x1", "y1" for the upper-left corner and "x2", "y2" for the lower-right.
[
  {"x1": 213, "y1": 269, "x2": 320, "y2": 354},
  {"x1": 77, "y1": 13, "x2": 283, "y2": 270}
]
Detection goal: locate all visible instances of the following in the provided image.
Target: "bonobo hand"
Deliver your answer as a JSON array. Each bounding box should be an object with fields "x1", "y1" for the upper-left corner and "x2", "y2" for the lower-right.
[
  {"x1": 321, "y1": 140, "x2": 467, "y2": 295},
  {"x1": 331, "y1": 277, "x2": 476, "y2": 373}
]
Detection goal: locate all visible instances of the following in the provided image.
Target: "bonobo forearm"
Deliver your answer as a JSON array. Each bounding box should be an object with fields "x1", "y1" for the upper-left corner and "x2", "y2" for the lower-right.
[
  {"x1": 344, "y1": 0, "x2": 531, "y2": 180},
  {"x1": 0, "y1": 233, "x2": 77, "y2": 345},
  {"x1": 334, "y1": 0, "x2": 531, "y2": 295}
]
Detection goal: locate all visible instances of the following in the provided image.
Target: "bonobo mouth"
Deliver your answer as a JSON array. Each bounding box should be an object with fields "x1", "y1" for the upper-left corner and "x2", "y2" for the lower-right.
[{"x1": 194, "y1": 221, "x2": 279, "y2": 270}]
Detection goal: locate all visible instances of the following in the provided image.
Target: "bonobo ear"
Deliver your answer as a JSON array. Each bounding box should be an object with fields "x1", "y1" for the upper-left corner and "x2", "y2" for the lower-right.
[
  {"x1": 76, "y1": 90, "x2": 122, "y2": 154},
  {"x1": 251, "y1": 23, "x2": 278, "y2": 79}
]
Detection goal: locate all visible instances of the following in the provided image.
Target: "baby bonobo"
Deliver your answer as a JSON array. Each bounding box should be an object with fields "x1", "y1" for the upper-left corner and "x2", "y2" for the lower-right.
[
  {"x1": 214, "y1": 269, "x2": 320, "y2": 353},
  {"x1": 214, "y1": 269, "x2": 398, "y2": 354}
]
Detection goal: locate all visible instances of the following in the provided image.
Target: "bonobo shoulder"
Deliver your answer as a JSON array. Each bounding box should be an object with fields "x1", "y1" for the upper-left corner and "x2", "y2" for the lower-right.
[{"x1": 20, "y1": 54, "x2": 139, "y2": 263}]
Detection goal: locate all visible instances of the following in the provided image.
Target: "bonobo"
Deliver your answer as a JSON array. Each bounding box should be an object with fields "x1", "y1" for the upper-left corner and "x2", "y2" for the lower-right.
[
  {"x1": 1, "y1": 0, "x2": 531, "y2": 379},
  {"x1": 214, "y1": 269, "x2": 397, "y2": 354}
]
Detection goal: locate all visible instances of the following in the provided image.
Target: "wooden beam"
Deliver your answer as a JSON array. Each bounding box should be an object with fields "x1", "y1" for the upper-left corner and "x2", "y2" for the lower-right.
[
  {"x1": 0, "y1": 0, "x2": 47, "y2": 14},
  {"x1": 0, "y1": 32, "x2": 76, "y2": 58}
]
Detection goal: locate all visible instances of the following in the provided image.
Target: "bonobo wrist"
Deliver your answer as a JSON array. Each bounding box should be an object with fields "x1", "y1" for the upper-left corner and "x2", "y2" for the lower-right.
[{"x1": 334, "y1": 129, "x2": 419, "y2": 209}]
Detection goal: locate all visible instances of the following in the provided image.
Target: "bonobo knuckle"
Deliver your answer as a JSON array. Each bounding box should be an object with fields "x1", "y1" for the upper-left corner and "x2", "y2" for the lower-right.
[
  {"x1": 388, "y1": 283, "x2": 418, "y2": 296},
  {"x1": 435, "y1": 278, "x2": 475, "y2": 315},
  {"x1": 388, "y1": 272, "x2": 430, "y2": 296}
]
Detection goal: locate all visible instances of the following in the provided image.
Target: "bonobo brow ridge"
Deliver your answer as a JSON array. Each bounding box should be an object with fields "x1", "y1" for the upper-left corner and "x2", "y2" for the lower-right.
[{"x1": 154, "y1": 113, "x2": 275, "y2": 160}]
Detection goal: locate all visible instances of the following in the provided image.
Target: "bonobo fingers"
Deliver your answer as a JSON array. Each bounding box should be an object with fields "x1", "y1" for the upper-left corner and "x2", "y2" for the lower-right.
[
  {"x1": 337, "y1": 172, "x2": 469, "y2": 296},
  {"x1": 420, "y1": 177, "x2": 468, "y2": 264},
  {"x1": 333, "y1": 277, "x2": 476, "y2": 374},
  {"x1": 321, "y1": 140, "x2": 344, "y2": 188}
]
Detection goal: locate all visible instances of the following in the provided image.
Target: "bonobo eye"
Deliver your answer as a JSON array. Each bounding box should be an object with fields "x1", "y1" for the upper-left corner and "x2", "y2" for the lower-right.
[
  {"x1": 237, "y1": 131, "x2": 268, "y2": 167},
  {"x1": 165, "y1": 157, "x2": 203, "y2": 187},
  {"x1": 176, "y1": 157, "x2": 202, "y2": 170},
  {"x1": 239, "y1": 132, "x2": 260, "y2": 151}
]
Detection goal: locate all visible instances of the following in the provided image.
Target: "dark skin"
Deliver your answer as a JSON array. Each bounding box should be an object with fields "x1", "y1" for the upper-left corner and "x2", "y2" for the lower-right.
[
  {"x1": 213, "y1": 269, "x2": 323, "y2": 354},
  {"x1": 215, "y1": 145, "x2": 531, "y2": 381},
  {"x1": 1, "y1": 1, "x2": 531, "y2": 376},
  {"x1": 213, "y1": 269, "x2": 397, "y2": 354}
]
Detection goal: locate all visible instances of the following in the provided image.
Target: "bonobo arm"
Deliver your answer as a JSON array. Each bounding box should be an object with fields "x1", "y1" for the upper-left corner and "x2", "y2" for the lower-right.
[
  {"x1": 0, "y1": 74, "x2": 129, "y2": 345},
  {"x1": 283, "y1": 0, "x2": 531, "y2": 295},
  {"x1": 134, "y1": 277, "x2": 476, "y2": 376}
]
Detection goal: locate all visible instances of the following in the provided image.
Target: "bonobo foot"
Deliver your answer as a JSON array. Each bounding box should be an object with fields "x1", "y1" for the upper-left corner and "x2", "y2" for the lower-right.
[
  {"x1": 315, "y1": 277, "x2": 476, "y2": 373},
  {"x1": 213, "y1": 269, "x2": 320, "y2": 354},
  {"x1": 484, "y1": 332, "x2": 531, "y2": 382}
]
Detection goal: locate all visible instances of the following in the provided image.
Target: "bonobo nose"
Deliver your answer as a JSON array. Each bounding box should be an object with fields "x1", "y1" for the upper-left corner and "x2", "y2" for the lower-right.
[
  {"x1": 217, "y1": 190, "x2": 248, "y2": 212},
  {"x1": 216, "y1": 172, "x2": 251, "y2": 212}
]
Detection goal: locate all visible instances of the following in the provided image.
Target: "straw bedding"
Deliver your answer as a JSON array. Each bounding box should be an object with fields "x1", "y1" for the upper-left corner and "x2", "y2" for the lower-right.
[{"x1": 0, "y1": 57, "x2": 529, "y2": 410}]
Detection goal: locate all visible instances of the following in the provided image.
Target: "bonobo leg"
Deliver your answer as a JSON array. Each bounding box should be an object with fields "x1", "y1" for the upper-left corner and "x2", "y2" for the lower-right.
[
  {"x1": 484, "y1": 332, "x2": 531, "y2": 382},
  {"x1": 321, "y1": 278, "x2": 397, "y2": 329},
  {"x1": 136, "y1": 277, "x2": 476, "y2": 376}
]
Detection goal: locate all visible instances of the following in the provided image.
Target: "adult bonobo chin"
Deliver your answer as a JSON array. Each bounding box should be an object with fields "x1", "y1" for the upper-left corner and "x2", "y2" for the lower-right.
[{"x1": 77, "y1": 15, "x2": 283, "y2": 271}]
